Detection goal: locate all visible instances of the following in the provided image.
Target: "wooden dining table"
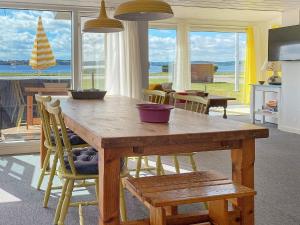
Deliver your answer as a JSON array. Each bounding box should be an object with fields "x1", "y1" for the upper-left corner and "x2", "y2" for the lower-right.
[{"x1": 41, "y1": 96, "x2": 269, "y2": 225}]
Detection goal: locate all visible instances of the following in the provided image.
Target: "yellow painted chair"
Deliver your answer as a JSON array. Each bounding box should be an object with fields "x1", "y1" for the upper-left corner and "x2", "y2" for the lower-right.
[
  {"x1": 129, "y1": 90, "x2": 167, "y2": 178},
  {"x1": 45, "y1": 99, "x2": 128, "y2": 225},
  {"x1": 35, "y1": 94, "x2": 92, "y2": 208},
  {"x1": 172, "y1": 93, "x2": 210, "y2": 173}
]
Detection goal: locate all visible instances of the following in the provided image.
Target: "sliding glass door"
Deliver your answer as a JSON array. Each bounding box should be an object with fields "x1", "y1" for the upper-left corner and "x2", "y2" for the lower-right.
[
  {"x1": 81, "y1": 17, "x2": 105, "y2": 90},
  {"x1": 189, "y1": 31, "x2": 246, "y2": 103},
  {"x1": 0, "y1": 8, "x2": 72, "y2": 152},
  {"x1": 148, "y1": 28, "x2": 176, "y2": 85}
]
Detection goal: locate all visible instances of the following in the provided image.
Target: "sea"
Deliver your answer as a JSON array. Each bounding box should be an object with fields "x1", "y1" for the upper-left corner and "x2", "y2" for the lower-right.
[{"x1": 0, "y1": 64, "x2": 237, "y2": 74}]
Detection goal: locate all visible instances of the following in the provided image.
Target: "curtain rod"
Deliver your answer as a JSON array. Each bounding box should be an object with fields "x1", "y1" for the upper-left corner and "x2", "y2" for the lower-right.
[{"x1": 0, "y1": 1, "x2": 115, "y2": 12}]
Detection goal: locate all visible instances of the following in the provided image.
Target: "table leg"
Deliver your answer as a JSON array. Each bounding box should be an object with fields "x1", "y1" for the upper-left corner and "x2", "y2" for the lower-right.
[
  {"x1": 40, "y1": 123, "x2": 47, "y2": 168},
  {"x1": 99, "y1": 148, "x2": 121, "y2": 225},
  {"x1": 223, "y1": 105, "x2": 228, "y2": 119},
  {"x1": 231, "y1": 139, "x2": 255, "y2": 225},
  {"x1": 26, "y1": 95, "x2": 33, "y2": 129}
]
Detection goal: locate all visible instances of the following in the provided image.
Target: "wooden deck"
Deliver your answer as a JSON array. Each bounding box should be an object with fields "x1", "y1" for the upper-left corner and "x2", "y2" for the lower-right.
[{"x1": 1, "y1": 125, "x2": 40, "y2": 142}]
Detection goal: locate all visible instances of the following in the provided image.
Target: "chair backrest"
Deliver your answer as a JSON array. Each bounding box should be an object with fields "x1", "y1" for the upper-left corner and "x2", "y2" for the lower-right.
[
  {"x1": 143, "y1": 89, "x2": 167, "y2": 104},
  {"x1": 173, "y1": 93, "x2": 210, "y2": 114},
  {"x1": 35, "y1": 94, "x2": 53, "y2": 148},
  {"x1": 45, "y1": 99, "x2": 77, "y2": 175}
]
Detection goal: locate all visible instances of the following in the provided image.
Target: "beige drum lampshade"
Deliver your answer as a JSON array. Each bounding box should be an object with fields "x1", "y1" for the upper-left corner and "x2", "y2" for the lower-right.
[
  {"x1": 83, "y1": 0, "x2": 124, "y2": 33},
  {"x1": 114, "y1": 0, "x2": 174, "y2": 21}
]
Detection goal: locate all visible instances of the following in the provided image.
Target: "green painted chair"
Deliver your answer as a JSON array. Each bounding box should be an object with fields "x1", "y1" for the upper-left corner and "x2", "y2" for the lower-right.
[
  {"x1": 172, "y1": 93, "x2": 210, "y2": 173},
  {"x1": 35, "y1": 94, "x2": 92, "y2": 208},
  {"x1": 45, "y1": 99, "x2": 128, "y2": 225},
  {"x1": 129, "y1": 89, "x2": 167, "y2": 178}
]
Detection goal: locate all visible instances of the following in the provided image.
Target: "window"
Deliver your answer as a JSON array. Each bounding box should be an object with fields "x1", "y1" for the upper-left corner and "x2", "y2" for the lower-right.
[
  {"x1": 0, "y1": 8, "x2": 72, "y2": 145},
  {"x1": 148, "y1": 28, "x2": 176, "y2": 84},
  {"x1": 189, "y1": 31, "x2": 246, "y2": 103},
  {"x1": 81, "y1": 17, "x2": 105, "y2": 90}
]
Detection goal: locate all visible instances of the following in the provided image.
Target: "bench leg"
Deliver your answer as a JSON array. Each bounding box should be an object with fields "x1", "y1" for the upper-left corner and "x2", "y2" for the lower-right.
[
  {"x1": 150, "y1": 206, "x2": 166, "y2": 225},
  {"x1": 208, "y1": 200, "x2": 229, "y2": 225}
]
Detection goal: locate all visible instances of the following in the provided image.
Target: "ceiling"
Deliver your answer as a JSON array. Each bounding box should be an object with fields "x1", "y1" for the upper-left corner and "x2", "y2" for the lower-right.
[{"x1": 1, "y1": 0, "x2": 300, "y2": 12}]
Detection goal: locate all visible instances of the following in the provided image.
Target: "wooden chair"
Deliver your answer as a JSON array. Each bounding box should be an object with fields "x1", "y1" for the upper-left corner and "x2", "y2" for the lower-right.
[
  {"x1": 128, "y1": 90, "x2": 167, "y2": 178},
  {"x1": 35, "y1": 94, "x2": 91, "y2": 208},
  {"x1": 143, "y1": 89, "x2": 167, "y2": 104},
  {"x1": 45, "y1": 99, "x2": 128, "y2": 224},
  {"x1": 172, "y1": 93, "x2": 210, "y2": 173},
  {"x1": 125, "y1": 171, "x2": 256, "y2": 225}
]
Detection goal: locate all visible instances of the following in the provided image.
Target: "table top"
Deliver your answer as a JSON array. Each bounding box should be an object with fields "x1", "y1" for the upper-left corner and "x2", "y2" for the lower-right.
[
  {"x1": 60, "y1": 96, "x2": 268, "y2": 149},
  {"x1": 207, "y1": 95, "x2": 236, "y2": 101},
  {"x1": 25, "y1": 87, "x2": 69, "y2": 93}
]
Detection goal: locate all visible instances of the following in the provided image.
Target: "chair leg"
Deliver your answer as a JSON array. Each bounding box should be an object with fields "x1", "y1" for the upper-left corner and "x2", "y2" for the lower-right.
[
  {"x1": 95, "y1": 178, "x2": 99, "y2": 201},
  {"x1": 156, "y1": 156, "x2": 164, "y2": 175},
  {"x1": 120, "y1": 181, "x2": 127, "y2": 222},
  {"x1": 143, "y1": 156, "x2": 149, "y2": 167},
  {"x1": 16, "y1": 105, "x2": 25, "y2": 128},
  {"x1": 58, "y1": 179, "x2": 74, "y2": 225},
  {"x1": 37, "y1": 148, "x2": 52, "y2": 190},
  {"x1": 189, "y1": 154, "x2": 197, "y2": 172},
  {"x1": 43, "y1": 152, "x2": 59, "y2": 208},
  {"x1": 135, "y1": 157, "x2": 142, "y2": 178},
  {"x1": 54, "y1": 179, "x2": 69, "y2": 224},
  {"x1": 173, "y1": 155, "x2": 180, "y2": 174},
  {"x1": 79, "y1": 204, "x2": 84, "y2": 225}
]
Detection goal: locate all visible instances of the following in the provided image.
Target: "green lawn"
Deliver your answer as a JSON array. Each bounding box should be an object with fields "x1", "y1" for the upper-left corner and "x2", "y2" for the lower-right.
[
  {"x1": 149, "y1": 74, "x2": 244, "y2": 103},
  {"x1": 191, "y1": 82, "x2": 244, "y2": 103}
]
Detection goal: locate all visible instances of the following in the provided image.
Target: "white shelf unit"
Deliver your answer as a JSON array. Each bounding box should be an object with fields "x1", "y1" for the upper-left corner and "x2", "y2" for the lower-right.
[{"x1": 250, "y1": 84, "x2": 281, "y2": 124}]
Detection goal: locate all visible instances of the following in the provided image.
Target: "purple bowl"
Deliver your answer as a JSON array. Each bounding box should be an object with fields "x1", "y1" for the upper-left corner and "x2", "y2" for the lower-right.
[{"x1": 136, "y1": 104, "x2": 174, "y2": 123}]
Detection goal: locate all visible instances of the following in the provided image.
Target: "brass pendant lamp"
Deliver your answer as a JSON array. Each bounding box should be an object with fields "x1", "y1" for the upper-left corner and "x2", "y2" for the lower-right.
[
  {"x1": 83, "y1": 0, "x2": 124, "y2": 33},
  {"x1": 114, "y1": 0, "x2": 174, "y2": 21}
]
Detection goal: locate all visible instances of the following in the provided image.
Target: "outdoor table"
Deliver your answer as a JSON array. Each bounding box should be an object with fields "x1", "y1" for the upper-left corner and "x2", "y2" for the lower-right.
[
  {"x1": 207, "y1": 95, "x2": 236, "y2": 118},
  {"x1": 170, "y1": 92, "x2": 236, "y2": 119},
  {"x1": 24, "y1": 86, "x2": 68, "y2": 128},
  {"x1": 40, "y1": 96, "x2": 268, "y2": 225}
]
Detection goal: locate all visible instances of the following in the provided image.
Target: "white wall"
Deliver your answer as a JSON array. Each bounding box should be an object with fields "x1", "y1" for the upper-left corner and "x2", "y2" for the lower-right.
[{"x1": 279, "y1": 9, "x2": 300, "y2": 134}]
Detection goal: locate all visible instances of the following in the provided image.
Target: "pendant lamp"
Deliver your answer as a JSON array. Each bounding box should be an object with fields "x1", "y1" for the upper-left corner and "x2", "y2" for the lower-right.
[
  {"x1": 114, "y1": 0, "x2": 173, "y2": 21},
  {"x1": 83, "y1": 0, "x2": 124, "y2": 33}
]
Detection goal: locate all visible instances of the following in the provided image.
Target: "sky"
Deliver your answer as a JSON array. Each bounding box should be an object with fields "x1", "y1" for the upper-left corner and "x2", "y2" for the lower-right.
[
  {"x1": 0, "y1": 9, "x2": 72, "y2": 60},
  {"x1": 149, "y1": 29, "x2": 246, "y2": 62},
  {"x1": 0, "y1": 9, "x2": 246, "y2": 63}
]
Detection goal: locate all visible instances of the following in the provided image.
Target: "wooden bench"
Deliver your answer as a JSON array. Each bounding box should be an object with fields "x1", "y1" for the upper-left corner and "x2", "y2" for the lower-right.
[{"x1": 124, "y1": 171, "x2": 256, "y2": 225}]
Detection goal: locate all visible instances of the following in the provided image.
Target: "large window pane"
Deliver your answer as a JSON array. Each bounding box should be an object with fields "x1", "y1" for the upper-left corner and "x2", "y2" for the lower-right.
[
  {"x1": 190, "y1": 31, "x2": 246, "y2": 103},
  {"x1": 81, "y1": 17, "x2": 105, "y2": 90},
  {"x1": 0, "y1": 9, "x2": 71, "y2": 145},
  {"x1": 148, "y1": 28, "x2": 176, "y2": 85}
]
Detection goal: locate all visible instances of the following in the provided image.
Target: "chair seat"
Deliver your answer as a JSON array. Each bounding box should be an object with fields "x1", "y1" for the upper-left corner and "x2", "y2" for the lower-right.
[
  {"x1": 51, "y1": 128, "x2": 87, "y2": 146},
  {"x1": 64, "y1": 147, "x2": 98, "y2": 174},
  {"x1": 124, "y1": 170, "x2": 256, "y2": 207},
  {"x1": 64, "y1": 147, "x2": 126, "y2": 175}
]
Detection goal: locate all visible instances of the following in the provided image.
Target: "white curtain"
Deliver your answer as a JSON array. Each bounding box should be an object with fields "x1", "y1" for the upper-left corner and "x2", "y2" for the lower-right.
[
  {"x1": 173, "y1": 22, "x2": 191, "y2": 91},
  {"x1": 105, "y1": 11, "x2": 142, "y2": 99}
]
